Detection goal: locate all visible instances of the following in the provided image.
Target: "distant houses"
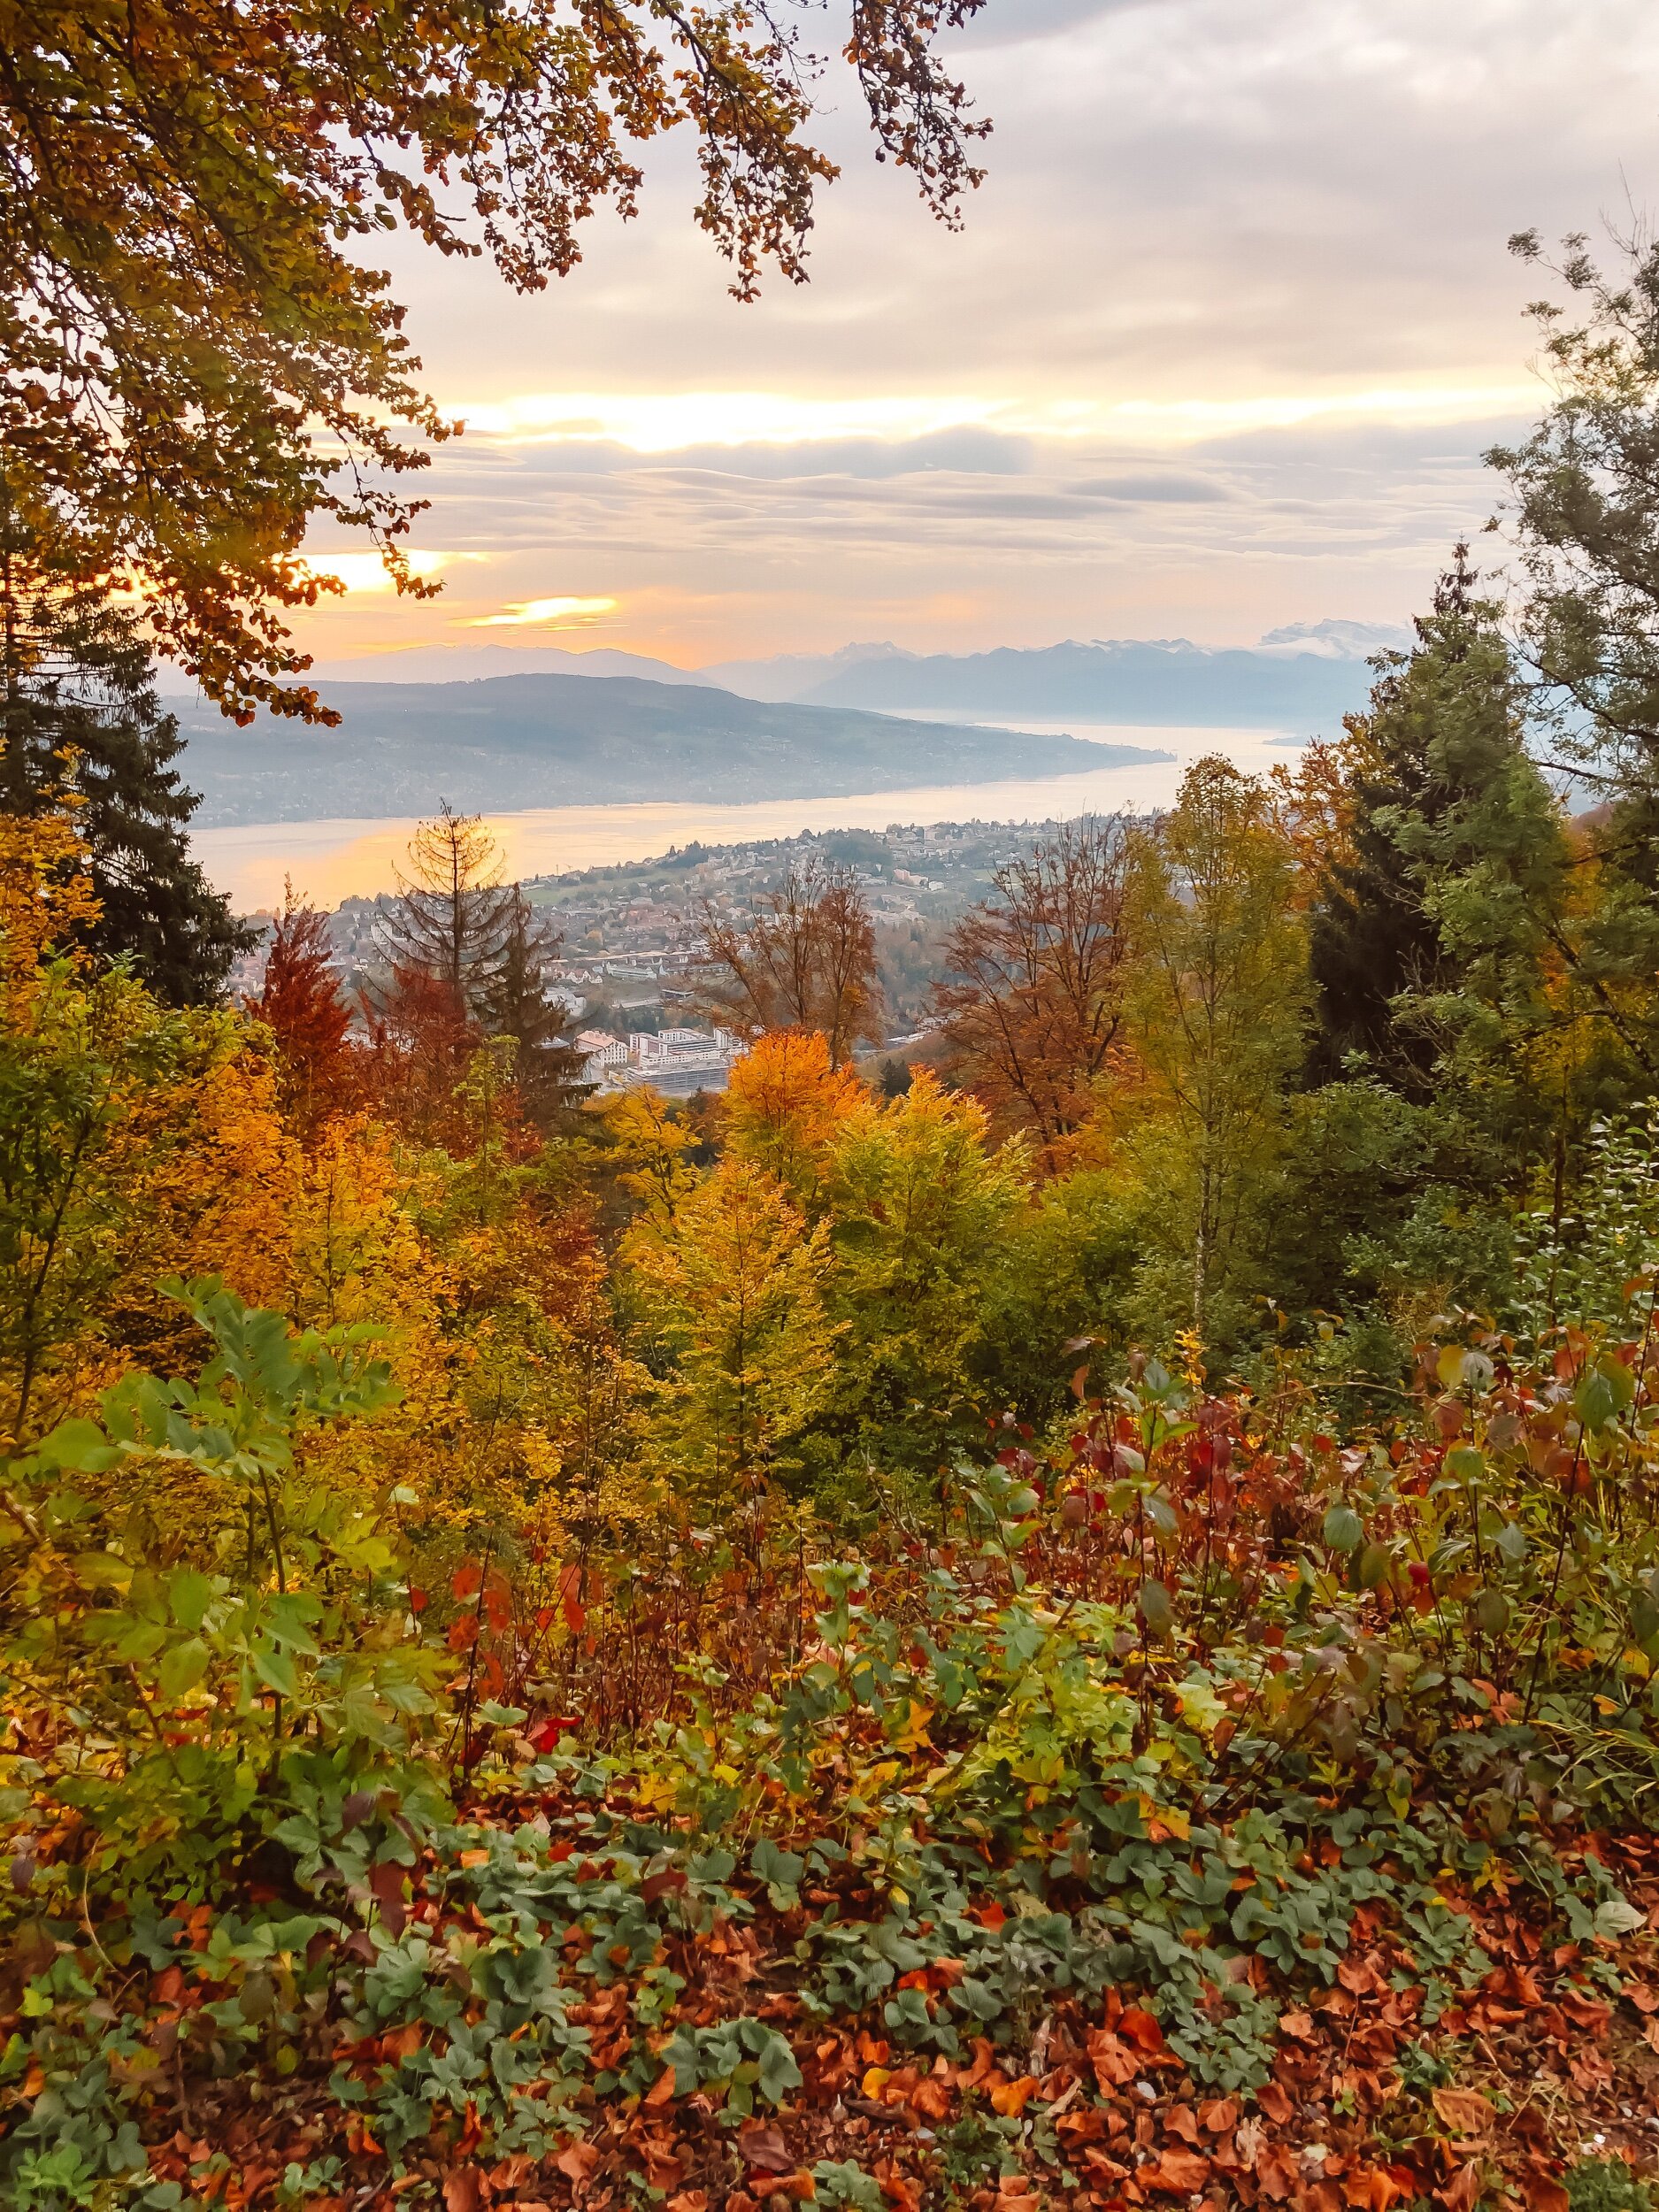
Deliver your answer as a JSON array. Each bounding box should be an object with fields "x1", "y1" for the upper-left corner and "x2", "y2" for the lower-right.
[{"x1": 576, "y1": 1024, "x2": 745, "y2": 1096}]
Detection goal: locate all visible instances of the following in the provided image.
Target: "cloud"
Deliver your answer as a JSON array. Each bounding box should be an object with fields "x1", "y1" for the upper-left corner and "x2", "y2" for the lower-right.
[
  {"x1": 277, "y1": 0, "x2": 1659, "y2": 666},
  {"x1": 465, "y1": 595, "x2": 618, "y2": 627}
]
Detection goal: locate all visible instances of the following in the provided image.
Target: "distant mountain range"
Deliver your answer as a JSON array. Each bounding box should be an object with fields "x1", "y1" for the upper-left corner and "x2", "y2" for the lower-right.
[
  {"x1": 250, "y1": 619, "x2": 1409, "y2": 724},
  {"x1": 177, "y1": 673, "x2": 1170, "y2": 828}
]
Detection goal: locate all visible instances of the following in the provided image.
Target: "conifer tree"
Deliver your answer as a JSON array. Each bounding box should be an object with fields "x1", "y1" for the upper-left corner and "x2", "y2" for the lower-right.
[
  {"x1": 376, "y1": 803, "x2": 516, "y2": 1018},
  {"x1": 480, "y1": 887, "x2": 588, "y2": 1131},
  {"x1": 0, "y1": 491, "x2": 250, "y2": 1004},
  {"x1": 1306, "y1": 550, "x2": 1579, "y2": 1119}
]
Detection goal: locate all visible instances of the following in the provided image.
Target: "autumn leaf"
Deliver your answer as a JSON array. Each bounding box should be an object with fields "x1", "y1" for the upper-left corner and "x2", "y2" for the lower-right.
[
  {"x1": 988, "y1": 2074, "x2": 1041, "y2": 2116},
  {"x1": 1431, "y1": 2087, "x2": 1494, "y2": 2136},
  {"x1": 1139, "y1": 2147, "x2": 1211, "y2": 2193}
]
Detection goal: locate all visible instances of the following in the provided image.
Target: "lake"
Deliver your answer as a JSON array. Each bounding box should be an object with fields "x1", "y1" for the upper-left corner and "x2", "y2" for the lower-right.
[{"x1": 192, "y1": 723, "x2": 1302, "y2": 910}]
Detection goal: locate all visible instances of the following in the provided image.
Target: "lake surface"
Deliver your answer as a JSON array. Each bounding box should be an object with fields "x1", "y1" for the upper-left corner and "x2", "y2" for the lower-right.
[{"x1": 194, "y1": 723, "x2": 1301, "y2": 910}]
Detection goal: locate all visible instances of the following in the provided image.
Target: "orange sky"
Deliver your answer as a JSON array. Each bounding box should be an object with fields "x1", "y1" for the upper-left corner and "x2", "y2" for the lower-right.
[{"x1": 278, "y1": 0, "x2": 1659, "y2": 672}]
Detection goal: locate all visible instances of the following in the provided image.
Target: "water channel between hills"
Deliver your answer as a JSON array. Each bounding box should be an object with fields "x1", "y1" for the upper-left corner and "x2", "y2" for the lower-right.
[{"x1": 193, "y1": 722, "x2": 1302, "y2": 910}]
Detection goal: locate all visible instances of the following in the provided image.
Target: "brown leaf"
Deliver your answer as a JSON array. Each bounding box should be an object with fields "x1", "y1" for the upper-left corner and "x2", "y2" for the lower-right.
[
  {"x1": 1087, "y1": 2029, "x2": 1140, "y2": 2088},
  {"x1": 739, "y1": 2125, "x2": 794, "y2": 2175},
  {"x1": 1279, "y1": 2010, "x2": 1316, "y2": 2041},
  {"x1": 1516, "y1": 2162, "x2": 1571, "y2": 2212},
  {"x1": 555, "y1": 2141, "x2": 599, "y2": 2190},
  {"x1": 1139, "y1": 2147, "x2": 1210, "y2": 2193},
  {"x1": 1431, "y1": 2089, "x2": 1494, "y2": 2137},
  {"x1": 1118, "y1": 2006, "x2": 1165, "y2": 2053},
  {"x1": 1435, "y1": 2162, "x2": 1482, "y2": 2212},
  {"x1": 988, "y1": 2074, "x2": 1040, "y2": 2117},
  {"x1": 442, "y1": 2172, "x2": 483, "y2": 2212},
  {"x1": 1199, "y1": 2097, "x2": 1240, "y2": 2135},
  {"x1": 1165, "y1": 2104, "x2": 1200, "y2": 2143},
  {"x1": 1256, "y1": 2145, "x2": 1302, "y2": 2203}
]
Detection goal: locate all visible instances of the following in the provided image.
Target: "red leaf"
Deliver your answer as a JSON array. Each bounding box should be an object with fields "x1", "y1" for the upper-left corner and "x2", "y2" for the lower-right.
[
  {"x1": 1118, "y1": 2005, "x2": 1164, "y2": 2053},
  {"x1": 452, "y1": 1564, "x2": 481, "y2": 1601}
]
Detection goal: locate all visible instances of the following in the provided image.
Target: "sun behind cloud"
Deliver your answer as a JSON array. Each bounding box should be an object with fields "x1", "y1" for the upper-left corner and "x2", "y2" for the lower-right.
[{"x1": 466, "y1": 595, "x2": 619, "y2": 628}]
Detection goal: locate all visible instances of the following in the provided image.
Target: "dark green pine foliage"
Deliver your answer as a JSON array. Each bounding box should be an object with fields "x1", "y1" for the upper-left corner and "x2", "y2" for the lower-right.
[
  {"x1": 1308, "y1": 547, "x2": 1563, "y2": 1100},
  {"x1": 481, "y1": 887, "x2": 590, "y2": 1131},
  {"x1": 0, "y1": 505, "x2": 250, "y2": 1004}
]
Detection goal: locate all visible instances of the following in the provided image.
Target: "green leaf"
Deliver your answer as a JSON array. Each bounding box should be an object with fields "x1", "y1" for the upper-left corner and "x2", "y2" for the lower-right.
[
  {"x1": 157, "y1": 1637, "x2": 212, "y2": 1702},
  {"x1": 252, "y1": 1642, "x2": 299, "y2": 1698},
  {"x1": 1138, "y1": 1578, "x2": 1173, "y2": 1639},
  {"x1": 755, "y1": 2028, "x2": 803, "y2": 2105},
  {"x1": 751, "y1": 1836, "x2": 804, "y2": 1908},
  {"x1": 1575, "y1": 1369, "x2": 1619, "y2": 1431},
  {"x1": 169, "y1": 1568, "x2": 214, "y2": 1633},
  {"x1": 35, "y1": 1417, "x2": 118, "y2": 1473},
  {"x1": 1322, "y1": 1502, "x2": 1363, "y2": 1554},
  {"x1": 1472, "y1": 1588, "x2": 1509, "y2": 1635},
  {"x1": 1594, "y1": 1895, "x2": 1646, "y2": 1940}
]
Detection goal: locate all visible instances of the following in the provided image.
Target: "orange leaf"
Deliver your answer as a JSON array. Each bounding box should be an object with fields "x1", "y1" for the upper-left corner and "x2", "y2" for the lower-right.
[
  {"x1": 1139, "y1": 2147, "x2": 1211, "y2": 2193},
  {"x1": 1118, "y1": 2006, "x2": 1165, "y2": 2053},
  {"x1": 988, "y1": 2074, "x2": 1040, "y2": 2116}
]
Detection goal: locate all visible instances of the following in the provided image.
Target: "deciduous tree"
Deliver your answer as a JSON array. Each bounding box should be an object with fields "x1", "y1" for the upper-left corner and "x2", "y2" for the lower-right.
[
  {"x1": 700, "y1": 859, "x2": 883, "y2": 1067},
  {"x1": 1125, "y1": 758, "x2": 1310, "y2": 1343},
  {"x1": 247, "y1": 882, "x2": 357, "y2": 1142},
  {"x1": 933, "y1": 816, "x2": 1131, "y2": 1159},
  {"x1": 1, "y1": 2, "x2": 991, "y2": 720}
]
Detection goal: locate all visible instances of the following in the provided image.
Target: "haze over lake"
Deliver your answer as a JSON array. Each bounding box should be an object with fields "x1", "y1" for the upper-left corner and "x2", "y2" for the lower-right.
[{"x1": 196, "y1": 722, "x2": 1295, "y2": 909}]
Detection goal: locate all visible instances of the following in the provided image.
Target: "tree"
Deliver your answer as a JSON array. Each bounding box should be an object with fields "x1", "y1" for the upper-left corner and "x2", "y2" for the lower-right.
[
  {"x1": 700, "y1": 859, "x2": 883, "y2": 1067},
  {"x1": 246, "y1": 881, "x2": 357, "y2": 1142},
  {"x1": 1488, "y1": 226, "x2": 1659, "y2": 1087},
  {"x1": 1125, "y1": 758, "x2": 1310, "y2": 1344},
  {"x1": 624, "y1": 1159, "x2": 837, "y2": 1524},
  {"x1": 933, "y1": 817, "x2": 1131, "y2": 1159},
  {"x1": 1493, "y1": 226, "x2": 1659, "y2": 827},
  {"x1": 377, "y1": 804, "x2": 516, "y2": 1020},
  {"x1": 1307, "y1": 549, "x2": 1563, "y2": 1087},
  {"x1": 0, "y1": 493, "x2": 250, "y2": 1003},
  {"x1": 3, "y1": 3, "x2": 991, "y2": 721},
  {"x1": 721, "y1": 1028, "x2": 864, "y2": 1209},
  {"x1": 819, "y1": 1068, "x2": 1027, "y2": 1487},
  {"x1": 479, "y1": 888, "x2": 588, "y2": 1133}
]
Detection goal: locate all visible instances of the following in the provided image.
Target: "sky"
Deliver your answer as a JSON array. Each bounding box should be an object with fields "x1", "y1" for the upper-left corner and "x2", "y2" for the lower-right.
[{"x1": 288, "y1": 0, "x2": 1659, "y2": 672}]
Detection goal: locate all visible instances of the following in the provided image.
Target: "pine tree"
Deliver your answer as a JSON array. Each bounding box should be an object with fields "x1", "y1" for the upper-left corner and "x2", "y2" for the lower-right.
[
  {"x1": 375, "y1": 803, "x2": 516, "y2": 1018},
  {"x1": 1307, "y1": 549, "x2": 1571, "y2": 1105},
  {"x1": 480, "y1": 887, "x2": 588, "y2": 1131},
  {"x1": 0, "y1": 490, "x2": 250, "y2": 1004}
]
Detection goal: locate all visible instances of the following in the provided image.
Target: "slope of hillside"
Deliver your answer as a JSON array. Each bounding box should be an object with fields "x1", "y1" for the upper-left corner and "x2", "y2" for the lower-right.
[{"x1": 177, "y1": 672, "x2": 1171, "y2": 826}]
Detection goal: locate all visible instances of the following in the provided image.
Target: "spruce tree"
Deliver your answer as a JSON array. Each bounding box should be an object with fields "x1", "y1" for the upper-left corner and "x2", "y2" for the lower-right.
[
  {"x1": 1308, "y1": 548, "x2": 1563, "y2": 1096},
  {"x1": 480, "y1": 887, "x2": 588, "y2": 1131},
  {"x1": 0, "y1": 494, "x2": 250, "y2": 1004}
]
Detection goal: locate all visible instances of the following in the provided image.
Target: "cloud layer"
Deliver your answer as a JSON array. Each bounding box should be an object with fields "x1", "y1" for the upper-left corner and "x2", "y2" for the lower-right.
[{"x1": 283, "y1": 0, "x2": 1659, "y2": 667}]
